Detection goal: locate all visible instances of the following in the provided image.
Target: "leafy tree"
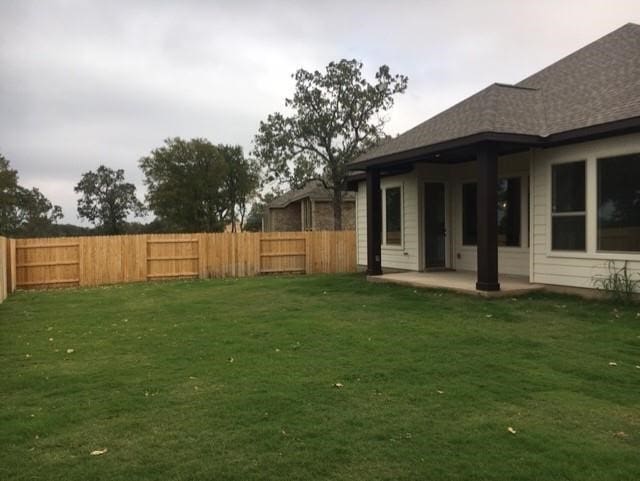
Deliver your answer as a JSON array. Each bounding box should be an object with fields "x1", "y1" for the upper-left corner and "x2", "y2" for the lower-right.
[
  {"x1": 14, "y1": 187, "x2": 63, "y2": 236},
  {"x1": 75, "y1": 166, "x2": 145, "y2": 235},
  {"x1": 243, "y1": 202, "x2": 264, "y2": 232},
  {"x1": 253, "y1": 59, "x2": 408, "y2": 229},
  {"x1": 243, "y1": 192, "x2": 279, "y2": 232},
  {"x1": 140, "y1": 138, "x2": 228, "y2": 232},
  {"x1": 218, "y1": 145, "x2": 259, "y2": 232},
  {"x1": 0, "y1": 154, "x2": 63, "y2": 236},
  {"x1": 140, "y1": 138, "x2": 257, "y2": 233},
  {"x1": 0, "y1": 155, "x2": 18, "y2": 231}
]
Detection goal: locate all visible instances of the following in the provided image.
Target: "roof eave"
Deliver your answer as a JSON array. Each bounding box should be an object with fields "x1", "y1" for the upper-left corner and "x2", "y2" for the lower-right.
[
  {"x1": 348, "y1": 131, "x2": 540, "y2": 170},
  {"x1": 350, "y1": 116, "x2": 640, "y2": 170},
  {"x1": 544, "y1": 116, "x2": 640, "y2": 146}
]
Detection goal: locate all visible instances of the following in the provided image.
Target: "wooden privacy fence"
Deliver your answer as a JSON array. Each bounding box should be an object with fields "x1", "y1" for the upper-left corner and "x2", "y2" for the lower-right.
[
  {"x1": 1, "y1": 237, "x2": 9, "y2": 303},
  {"x1": 5, "y1": 231, "x2": 356, "y2": 291}
]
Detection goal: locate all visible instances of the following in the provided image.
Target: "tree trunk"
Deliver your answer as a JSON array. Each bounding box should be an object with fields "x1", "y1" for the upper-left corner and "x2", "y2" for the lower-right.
[
  {"x1": 239, "y1": 205, "x2": 246, "y2": 233},
  {"x1": 332, "y1": 188, "x2": 343, "y2": 231},
  {"x1": 231, "y1": 202, "x2": 238, "y2": 232}
]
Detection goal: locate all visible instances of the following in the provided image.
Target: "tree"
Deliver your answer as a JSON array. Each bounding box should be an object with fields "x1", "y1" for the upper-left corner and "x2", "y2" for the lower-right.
[
  {"x1": 14, "y1": 187, "x2": 63, "y2": 236},
  {"x1": 0, "y1": 154, "x2": 63, "y2": 236},
  {"x1": 243, "y1": 202, "x2": 264, "y2": 232},
  {"x1": 75, "y1": 166, "x2": 145, "y2": 234},
  {"x1": 243, "y1": 192, "x2": 279, "y2": 232},
  {"x1": 0, "y1": 155, "x2": 19, "y2": 231},
  {"x1": 253, "y1": 59, "x2": 408, "y2": 229},
  {"x1": 218, "y1": 145, "x2": 259, "y2": 232},
  {"x1": 140, "y1": 138, "x2": 258, "y2": 233}
]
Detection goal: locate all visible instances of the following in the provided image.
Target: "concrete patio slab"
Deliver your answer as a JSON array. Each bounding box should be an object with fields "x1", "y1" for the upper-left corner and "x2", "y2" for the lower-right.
[{"x1": 367, "y1": 270, "x2": 544, "y2": 298}]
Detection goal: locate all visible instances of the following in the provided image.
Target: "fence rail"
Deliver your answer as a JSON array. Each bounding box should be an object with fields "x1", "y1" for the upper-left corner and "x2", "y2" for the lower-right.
[{"x1": 1, "y1": 231, "x2": 356, "y2": 293}]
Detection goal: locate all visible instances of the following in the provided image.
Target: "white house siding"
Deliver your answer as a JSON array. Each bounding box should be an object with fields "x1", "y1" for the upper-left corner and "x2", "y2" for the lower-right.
[
  {"x1": 447, "y1": 153, "x2": 531, "y2": 277},
  {"x1": 530, "y1": 133, "x2": 640, "y2": 289},
  {"x1": 356, "y1": 157, "x2": 530, "y2": 275},
  {"x1": 356, "y1": 183, "x2": 367, "y2": 266},
  {"x1": 356, "y1": 134, "x2": 640, "y2": 289},
  {"x1": 356, "y1": 173, "x2": 420, "y2": 271}
]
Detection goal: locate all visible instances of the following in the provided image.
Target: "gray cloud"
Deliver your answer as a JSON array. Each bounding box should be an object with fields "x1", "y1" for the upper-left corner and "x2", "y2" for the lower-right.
[{"x1": 1, "y1": 0, "x2": 639, "y2": 223}]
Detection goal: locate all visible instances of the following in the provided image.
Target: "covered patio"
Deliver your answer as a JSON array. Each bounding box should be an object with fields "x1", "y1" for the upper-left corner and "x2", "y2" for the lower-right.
[
  {"x1": 361, "y1": 141, "x2": 530, "y2": 292},
  {"x1": 367, "y1": 270, "x2": 543, "y2": 298}
]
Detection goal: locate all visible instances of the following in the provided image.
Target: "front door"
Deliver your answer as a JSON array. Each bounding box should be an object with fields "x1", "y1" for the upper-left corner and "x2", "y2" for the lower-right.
[{"x1": 424, "y1": 182, "x2": 447, "y2": 269}]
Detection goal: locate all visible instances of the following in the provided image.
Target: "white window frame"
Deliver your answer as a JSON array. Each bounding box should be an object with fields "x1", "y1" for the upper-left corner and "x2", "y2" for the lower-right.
[
  {"x1": 595, "y1": 153, "x2": 640, "y2": 255},
  {"x1": 382, "y1": 183, "x2": 404, "y2": 249},
  {"x1": 548, "y1": 159, "x2": 587, "y2": 253},
  {"x1": 541, "y1": 134, "x2": 640, "y2": 262}
]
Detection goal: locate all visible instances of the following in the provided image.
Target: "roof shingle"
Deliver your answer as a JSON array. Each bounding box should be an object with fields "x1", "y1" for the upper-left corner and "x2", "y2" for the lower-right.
[
  {"x1": 268, "y1": 180, "x2": 355, "y2": 208},
  {"x1": 354, "y1": 23, "x2": 640, "y2": 165}
]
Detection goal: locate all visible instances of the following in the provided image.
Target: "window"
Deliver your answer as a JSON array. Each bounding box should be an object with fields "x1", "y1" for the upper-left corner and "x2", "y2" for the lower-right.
[
  {"x1": 462, "y1": 178, "x2": 521, "y2": 247},
  {"x1": 497, "y1": 178, "x2": 521, "y2": 247},
  {"x1": 551, "y1": 161, "x2": 586, "y2": 251},
  {"x1": 385, "y1": 187, "x2": 402, "y2": 245},
  {"x1": 462, "y1": 183, "x2": 477, "y2": 245},
  {"x1": 598, "y1": 154, "x2": 640, "y2": 252}
]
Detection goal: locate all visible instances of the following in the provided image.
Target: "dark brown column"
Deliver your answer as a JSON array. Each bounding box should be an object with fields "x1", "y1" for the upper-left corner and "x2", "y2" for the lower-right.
[
  {"x1": 476, "y1": 143, "x2": 500, "y2": 291},
  {"x1": 366, "y1": 168, "x2": 382, "y2": 275}
]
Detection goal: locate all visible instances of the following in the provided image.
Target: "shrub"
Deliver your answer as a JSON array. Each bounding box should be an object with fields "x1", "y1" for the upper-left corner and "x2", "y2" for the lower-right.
[{"x1": 593, "y1": 260, "x2": 640, "y2": 304}]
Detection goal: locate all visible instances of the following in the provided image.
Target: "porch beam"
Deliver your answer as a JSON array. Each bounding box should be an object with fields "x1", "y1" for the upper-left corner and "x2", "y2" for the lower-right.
[
  {"x1": 366, "y1": 167, "x2": 383, "y2": 276},
  {"x1": 475, "y1": 143, "x2": 500, "y2": 291}
]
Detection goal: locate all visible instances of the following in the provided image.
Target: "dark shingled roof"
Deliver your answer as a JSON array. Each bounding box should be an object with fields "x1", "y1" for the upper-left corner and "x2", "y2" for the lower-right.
[
  {"x1": 353, "y1": 23, "x2": 640, "y2": 165},
  {"x1": 268, "y1": 180, "x2": 356, "y2": 208}
]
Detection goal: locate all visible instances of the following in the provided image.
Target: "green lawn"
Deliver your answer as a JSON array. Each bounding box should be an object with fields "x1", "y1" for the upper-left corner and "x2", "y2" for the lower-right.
[{"x1": 1, "y1": 275, "x2": 638, "y2": 481}]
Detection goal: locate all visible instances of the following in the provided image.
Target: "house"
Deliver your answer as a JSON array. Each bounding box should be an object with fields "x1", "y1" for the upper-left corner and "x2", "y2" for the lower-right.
[
  {"x1": 349, "y1": 23, "x2": 640, "y2": 295},
  {"x1": 263, "y1": 181, "x2": 356, "y2": 231}
]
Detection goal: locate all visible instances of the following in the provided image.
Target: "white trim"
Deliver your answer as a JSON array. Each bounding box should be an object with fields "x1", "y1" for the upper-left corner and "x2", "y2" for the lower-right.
[
  {"x1": 529, "y1": 149, "x2": 536, "y2": 282},
  {"x1": 537, "y1": 135, "x2": 640, "y2": 273},
  {"x1": 547, "y1": 158, "x2": 588, "y2": 254},
  {"x1": 586, "y1": 157, "x2": 597, "y2": 254},
  {"x1": 593, "y1": 153, "x2": 640, "y2": 257},
  {"x1": 423, "y1": 181, "x2": 451, "y2": 269},
  {"x1": 382, "y1": 182, "x2": 404, "y2": 248},
  {"x1": 545, "y1": 251, "x2": 640, "y2": 261}
]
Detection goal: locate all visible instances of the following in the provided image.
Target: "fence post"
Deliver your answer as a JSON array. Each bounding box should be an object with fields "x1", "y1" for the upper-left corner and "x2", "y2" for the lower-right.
[
  {"x1": 78, "y1": 237, "x2": 85, "y2": 286},
  {"x1": 233, "y1": 233, "x2": 238, "y2": 277},
  {"x1": 304, "y1": 231, "x2": 312, "y2": 274},
  {"x1": 197, "y1": 233, "x2": 207, "y2": 279},
  {"x1": 1, "y1": 237, "x2": 6, "y2": 302},
  {"x1": 9, "y1": 238, "x2": 16, "y2": 294}
]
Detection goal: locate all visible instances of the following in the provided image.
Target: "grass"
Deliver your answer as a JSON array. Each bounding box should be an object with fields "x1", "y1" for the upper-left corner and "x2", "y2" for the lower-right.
[{"x1": 1, "y1": 274, "x2": 639, "y2": 481}]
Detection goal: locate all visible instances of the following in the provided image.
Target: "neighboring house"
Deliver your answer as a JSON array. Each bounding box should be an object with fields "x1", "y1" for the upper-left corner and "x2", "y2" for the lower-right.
[
  {"x1": 349, "y1": 23, "x2": 640, "y2": 294},
  {"x1": 263, "y1": 181, "x2": 356, "y2": 231}
]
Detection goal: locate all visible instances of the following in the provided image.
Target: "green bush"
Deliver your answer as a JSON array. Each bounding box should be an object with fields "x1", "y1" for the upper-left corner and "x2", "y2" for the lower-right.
[{"x1": 593, "y1": 260, "x2": 639, "y2": 303}]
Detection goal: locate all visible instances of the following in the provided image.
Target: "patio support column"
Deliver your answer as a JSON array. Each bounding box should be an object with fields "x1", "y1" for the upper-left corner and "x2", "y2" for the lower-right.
[
  {"x1": 366, "y1": 167, "x2": 383, "y2": 275},
  {"x1": 476, "y1": 143, "x2": 500, "y2": 291}
]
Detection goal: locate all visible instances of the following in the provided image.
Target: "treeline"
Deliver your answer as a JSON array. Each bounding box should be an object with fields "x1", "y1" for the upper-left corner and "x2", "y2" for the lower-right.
[
  {"x1": 1, "y1": 139, "x2": 263, "y2": 237},
  {"x1": 1, "y1": 59, "x2": 408, "y2": 238}
]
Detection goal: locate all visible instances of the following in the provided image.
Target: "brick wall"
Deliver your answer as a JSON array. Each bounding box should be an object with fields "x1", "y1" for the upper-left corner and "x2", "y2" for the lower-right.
[
  {"x1": 266, "y1": 203, "x2": 302, "y2": 231},
  {"x1": 312, "y1": 201, "x2": 356, "y2": 230}
]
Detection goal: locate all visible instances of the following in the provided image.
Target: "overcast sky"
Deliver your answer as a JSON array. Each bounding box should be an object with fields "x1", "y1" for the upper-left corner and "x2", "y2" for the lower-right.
[{"x1": 1, "y1": 0, "x2": 639, "y2": 224}]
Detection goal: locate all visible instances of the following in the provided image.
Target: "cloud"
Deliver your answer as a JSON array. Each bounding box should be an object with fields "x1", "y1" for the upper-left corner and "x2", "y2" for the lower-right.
[{"x1": 1, "y1": 0, "x2": 639, "y2": 223}]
